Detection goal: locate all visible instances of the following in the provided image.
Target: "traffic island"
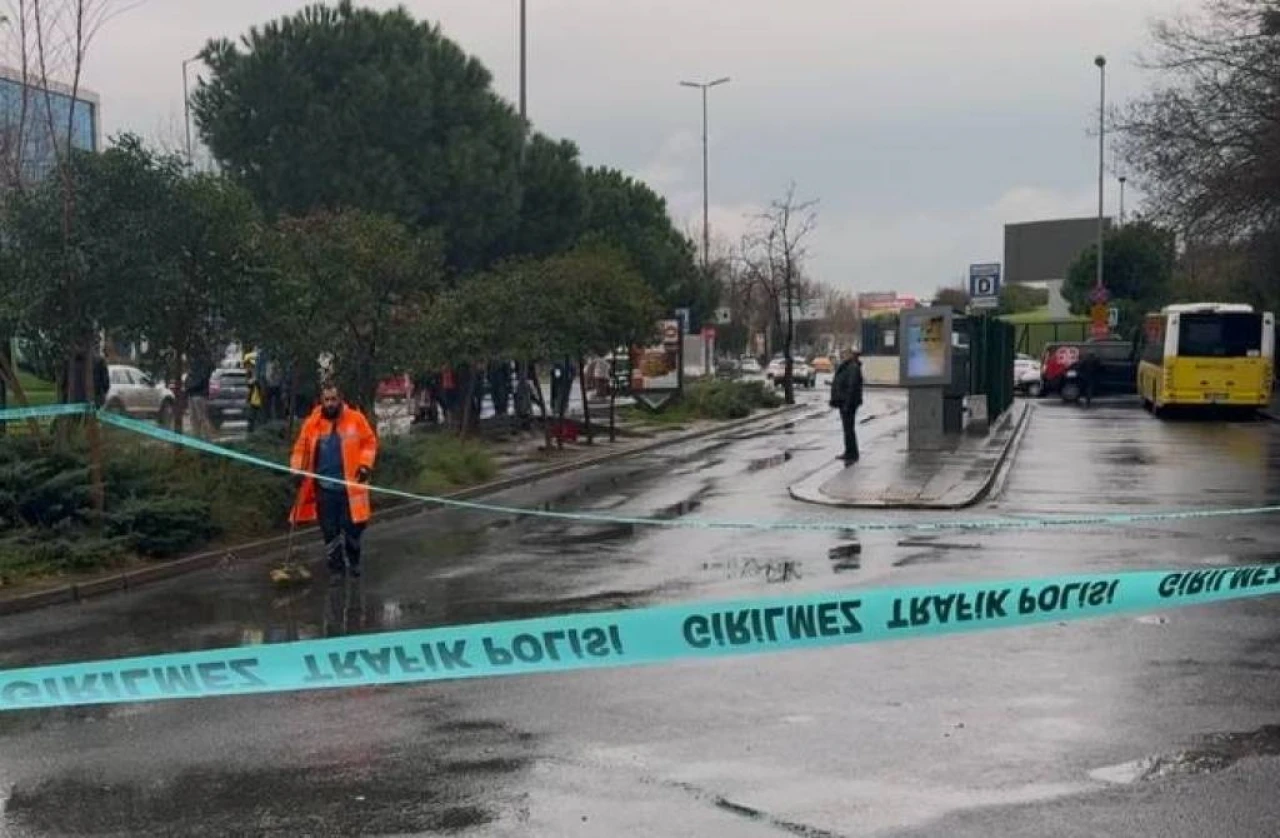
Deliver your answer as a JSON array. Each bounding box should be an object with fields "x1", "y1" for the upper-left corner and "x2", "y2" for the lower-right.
[{"x1": 789, "y1": 401, "x2": 1032, "y2": 510}]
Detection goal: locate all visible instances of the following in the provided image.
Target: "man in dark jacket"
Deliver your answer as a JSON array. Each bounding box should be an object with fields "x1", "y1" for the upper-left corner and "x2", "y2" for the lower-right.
[
  {"x1": 830, "y1": 348, "x2": 864, "y2": 463},
  {"x1": 1078, "y1": 350, "x2": 1103, "y2": 408}
]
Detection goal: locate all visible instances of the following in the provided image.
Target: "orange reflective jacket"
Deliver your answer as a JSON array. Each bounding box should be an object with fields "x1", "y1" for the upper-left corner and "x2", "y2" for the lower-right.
[{"x1": 289, "y1": 405, "x2": 378, "y2": 525}]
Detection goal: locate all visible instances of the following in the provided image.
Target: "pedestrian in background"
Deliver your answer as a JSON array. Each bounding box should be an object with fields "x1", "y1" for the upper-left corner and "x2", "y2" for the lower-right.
[
  {"x1": 830, "y1": 348, "x2": 864, "y2": 463},
  {"x1": 185, "y1": 349, "x2": 215, "y2": 440},
  {"x1": 289, "y1": 381, "x2": 378, "y2": 581}
]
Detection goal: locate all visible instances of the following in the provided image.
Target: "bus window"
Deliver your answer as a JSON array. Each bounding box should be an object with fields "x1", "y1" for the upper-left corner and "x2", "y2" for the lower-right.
[{"x1": 1178, "y1": 313, "x2": 1263, "y2": 358}]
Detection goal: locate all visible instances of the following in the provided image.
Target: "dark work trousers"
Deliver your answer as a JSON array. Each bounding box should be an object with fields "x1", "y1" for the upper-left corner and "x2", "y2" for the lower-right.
[
  {"x1": 317, "y1": 488, "x2": 366, "y2": 575},
  {"x1": 840, "y1": 407, "x2": 860, "y2": 461}
]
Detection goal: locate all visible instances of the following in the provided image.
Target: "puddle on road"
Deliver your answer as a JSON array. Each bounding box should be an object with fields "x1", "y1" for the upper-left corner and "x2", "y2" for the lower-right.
[
  {"x1": 702, "y1": 558, "x2": 803, "y2": 584},
  {"x1": 655, "y1": 498, "x2": 704, "y2": 520},
  {"x1": 896, "y1": 538, "x2": 981, "y2": 550},
  {"x1": 1091, "y1": 724, "x2": 1280, "y2": 785},
  {"x1": 828, "y1": 542, "x2": 862, "y2": 574},
  {"x1": 747, "y1": 451, "x2": 792, "y2": 471}
]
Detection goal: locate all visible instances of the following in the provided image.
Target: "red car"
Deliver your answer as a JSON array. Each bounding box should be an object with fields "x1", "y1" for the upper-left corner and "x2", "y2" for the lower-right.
[{"x1": 376, "y1": 374, "x2": 412, "y2": 401}]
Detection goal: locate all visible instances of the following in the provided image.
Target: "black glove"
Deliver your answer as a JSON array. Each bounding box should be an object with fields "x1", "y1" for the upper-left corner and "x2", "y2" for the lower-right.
[{"x1": 355, "y1": 466, "x2": 372, "y2": 484}]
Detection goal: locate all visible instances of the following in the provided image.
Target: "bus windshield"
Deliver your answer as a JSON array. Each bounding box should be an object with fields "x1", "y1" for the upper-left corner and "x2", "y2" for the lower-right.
[{"x1": 1177, "y1": 312, "x2": 1263, "y2": 358}]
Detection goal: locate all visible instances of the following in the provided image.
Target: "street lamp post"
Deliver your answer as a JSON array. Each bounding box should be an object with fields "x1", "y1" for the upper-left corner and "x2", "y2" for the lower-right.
[
  {"x1": 182, "y1": 55, "x2": 200, "y2": 165},
  {"x1": 1118, "y1": 175, "x2": 1127, "y2": 226},
  {"x1": 519, "y1": 0, "x2": 527, "y2": 122},
  {"x1": 680, "y1": 77, "x2": 731, "y2": 273},
  {"x1": 1094, "y1": 55, "x2": 1107, "y2": 293}
]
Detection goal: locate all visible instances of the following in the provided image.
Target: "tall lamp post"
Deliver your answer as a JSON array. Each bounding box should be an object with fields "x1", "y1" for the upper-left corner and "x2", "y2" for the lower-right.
[
  {"x1": 519, "y1": 0, "x2": 527, "y2": 122},
  {"x1": 182, "y1": 55, "x2": 200, "y2": 165},
  {"x1": 680, "y1": 76, "x2": 731, "y2": 273},
  {"x1": 1118, "y1": 175, "x2": 1127, "y2": 226},
  {"x1": 1094, "y1": 55, "x2": 1107, "y2": 293}
]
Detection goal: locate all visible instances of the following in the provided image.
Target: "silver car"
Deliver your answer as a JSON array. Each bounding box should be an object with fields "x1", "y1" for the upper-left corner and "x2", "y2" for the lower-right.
[{"x1": 105, "y1": 365, "x2": 177, "y2": 426}]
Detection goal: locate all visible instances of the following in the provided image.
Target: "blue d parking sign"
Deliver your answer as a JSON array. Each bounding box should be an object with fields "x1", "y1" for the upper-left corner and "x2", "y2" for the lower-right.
[{"x1": 969, "y1": 263, "x2": 1002, "y2": 308}]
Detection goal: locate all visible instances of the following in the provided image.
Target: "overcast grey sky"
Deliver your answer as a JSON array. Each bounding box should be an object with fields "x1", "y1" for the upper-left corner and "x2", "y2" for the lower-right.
[{"x1": 79, "y1": 0, "x2": 1185, "y2": 297}]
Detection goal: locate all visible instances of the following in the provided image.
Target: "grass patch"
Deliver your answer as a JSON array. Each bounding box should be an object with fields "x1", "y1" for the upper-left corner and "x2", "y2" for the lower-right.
[
  {"x1": 0, "y1": 419, "x2": 498, "y2": 588},
  {"x1": 15, "y1": 371, "x2": 57, "y2": 406},
  {"x1": 624, "y1": 379, "x2": 783, "y2": 426}
]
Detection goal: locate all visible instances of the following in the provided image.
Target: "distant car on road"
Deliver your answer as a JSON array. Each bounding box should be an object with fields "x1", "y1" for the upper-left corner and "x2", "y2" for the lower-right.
[
  {"x1": 810, "y1": 356, "x2": 834, "y2": 374},
  {"x1": 767, "y1": 356, "x2": 817, "y2": 389},
  {"x1": 1014, "y1": 353, "x2": 1042, "y2": 397},
  {"x1": 207, "y1": 367, "x2": 250, "y2": 429},
  {"x1": 739, "y1": 356, "x2": 763, "y2": 376},
  {"x1": 104, "y1": 365, "x2": 176, "y2": 426}
]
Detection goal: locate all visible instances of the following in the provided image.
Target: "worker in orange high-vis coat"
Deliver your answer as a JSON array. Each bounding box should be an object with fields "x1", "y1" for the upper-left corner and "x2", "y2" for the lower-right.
[{"x1": 290, "y1": 382, "x2": 379, "y2": 580}]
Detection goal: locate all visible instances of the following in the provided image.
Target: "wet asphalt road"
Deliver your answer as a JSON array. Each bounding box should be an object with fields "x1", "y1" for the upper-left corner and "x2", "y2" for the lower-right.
[{"x1": 2, "y1": 389, "x2": 1280, "y2": 836}]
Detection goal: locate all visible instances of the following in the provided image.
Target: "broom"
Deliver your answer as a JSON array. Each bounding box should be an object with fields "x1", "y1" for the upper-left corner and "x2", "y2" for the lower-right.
[{"x1": 270, "y1": 492, "x2": 313, "y2": 588}]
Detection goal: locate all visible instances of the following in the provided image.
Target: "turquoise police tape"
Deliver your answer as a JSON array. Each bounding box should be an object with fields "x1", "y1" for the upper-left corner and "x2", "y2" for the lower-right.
[
  {"x1": 97, "y1": 409, "x2": 1280, "y2": 535},
  {"x1": 2, "y1": 563, "x2": 1279, "y2": 712},
  {"x1": 0, "y1": 403, "x2": 92, "y2": 422}
]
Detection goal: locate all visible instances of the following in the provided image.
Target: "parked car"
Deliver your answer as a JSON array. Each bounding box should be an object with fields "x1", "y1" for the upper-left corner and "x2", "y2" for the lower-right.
[
  {"x1": 1039, "y1": 339, "x2": 1132, "y2": 397},
  {"x1": 1014, "y1": 353, "x2": 1042, "y2": 397},
  {"x1": 104, "y1": 365, "x2": 176, "y2": 426},
  {"x1": 767, "y1": 356, "x2": 817, "y2": 388},
  {"x1": 810, "y1": 355, "x2": 834, "y2": 374},
  {"x1": 715, "y1": 358, "x2": 741, "y2": 379},
  {"x1": 1059, "y1": 343, "x2": 1139, "y2": 403},
  {"x1": 208, "y1": 367, "x2": 250, "y2": 429},
  {"x1": 739, "y1": 356, "x2": 763, "y2": 376}
]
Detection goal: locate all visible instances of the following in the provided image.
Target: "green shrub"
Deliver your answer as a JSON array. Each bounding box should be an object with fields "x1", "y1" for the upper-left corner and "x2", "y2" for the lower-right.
[{"x1": 104, "y1": 497, "x2": 220, "y2": 558}]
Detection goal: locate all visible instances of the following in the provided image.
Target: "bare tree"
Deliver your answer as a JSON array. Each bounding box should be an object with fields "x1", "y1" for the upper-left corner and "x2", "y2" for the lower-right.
[
  {"x1": 1116, "y1": 0, "x2": 1280, "y2": 312},
  {"x1": 0, "y1": 0, "x2": 139, "y2": 512},
  {"x1": 738, "y1": 184, "x2": 818, "y2": 405},
  {"x1": 1117, "y1": 0, "x2": 1280, "y2": 241}
]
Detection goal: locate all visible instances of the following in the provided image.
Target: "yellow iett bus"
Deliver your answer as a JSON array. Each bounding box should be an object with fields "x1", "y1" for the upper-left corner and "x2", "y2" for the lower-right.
[{"x1": 1137, "y1": 302, "x2": 1275, "y2": 415}]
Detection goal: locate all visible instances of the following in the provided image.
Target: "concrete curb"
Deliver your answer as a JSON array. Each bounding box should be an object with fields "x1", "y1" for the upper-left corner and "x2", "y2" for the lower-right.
[
  {"x1": 787, "y1": 401, "x2": 1032, "y2": 511},
  {"x1": 0, "y1": 403, "x2": 806, "y2": 617}
]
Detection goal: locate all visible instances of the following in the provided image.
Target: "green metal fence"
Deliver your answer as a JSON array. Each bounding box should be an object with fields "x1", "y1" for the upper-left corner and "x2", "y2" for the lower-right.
[{"x1": 968, "y1": 315, "x2": 1015, "y2": 421}]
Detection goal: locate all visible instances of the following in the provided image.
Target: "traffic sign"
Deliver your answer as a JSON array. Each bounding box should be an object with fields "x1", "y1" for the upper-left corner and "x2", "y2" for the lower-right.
[
  {"x1": 1089, "y1": 285, "x2": 1110, "y2": 305},
  {"x1": 675, "y1": 308, "x2": 691, "y2": 337},
  {"x1": 968, "y1": 263, "x2": 1001, "y2": 308}
]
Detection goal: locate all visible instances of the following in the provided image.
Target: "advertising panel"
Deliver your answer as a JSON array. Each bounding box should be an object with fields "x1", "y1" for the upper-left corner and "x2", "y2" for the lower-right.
[{"x1": 899, "y1": 307, "x2": 953, "y2": 387}]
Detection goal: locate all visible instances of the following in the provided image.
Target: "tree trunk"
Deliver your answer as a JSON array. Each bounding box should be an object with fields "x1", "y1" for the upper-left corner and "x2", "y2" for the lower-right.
[
  {"x1": 531, "y1": 362, "x2": 551, "y2": 451},
  {"x1": 286, "y1": 364, "x2": 300, "y2": 440},
  {"x1": 173, "y1": 354, "x2": 187, "y2": 436},
  {"x1": 577, "y1": 354, "x2": 593, "y2": 445},
  {"x1": 82, "y1": 342, "x2": 105, "y2": 522},
  {"x1": 782, "y1": 277, "x2": 796, "y2": 406},
  {"x1": 555, "y1": 358, "x2": 571, "y2": 450},
  {"x1": 608, "y1": 356, "x2": 617, "y2": 444},
  {"x1": 0, "y1": 343, "x2": 44, "y2": 438},
  {"x1": 458, "y1": 364, "x2": 478, "y2": 439}
]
